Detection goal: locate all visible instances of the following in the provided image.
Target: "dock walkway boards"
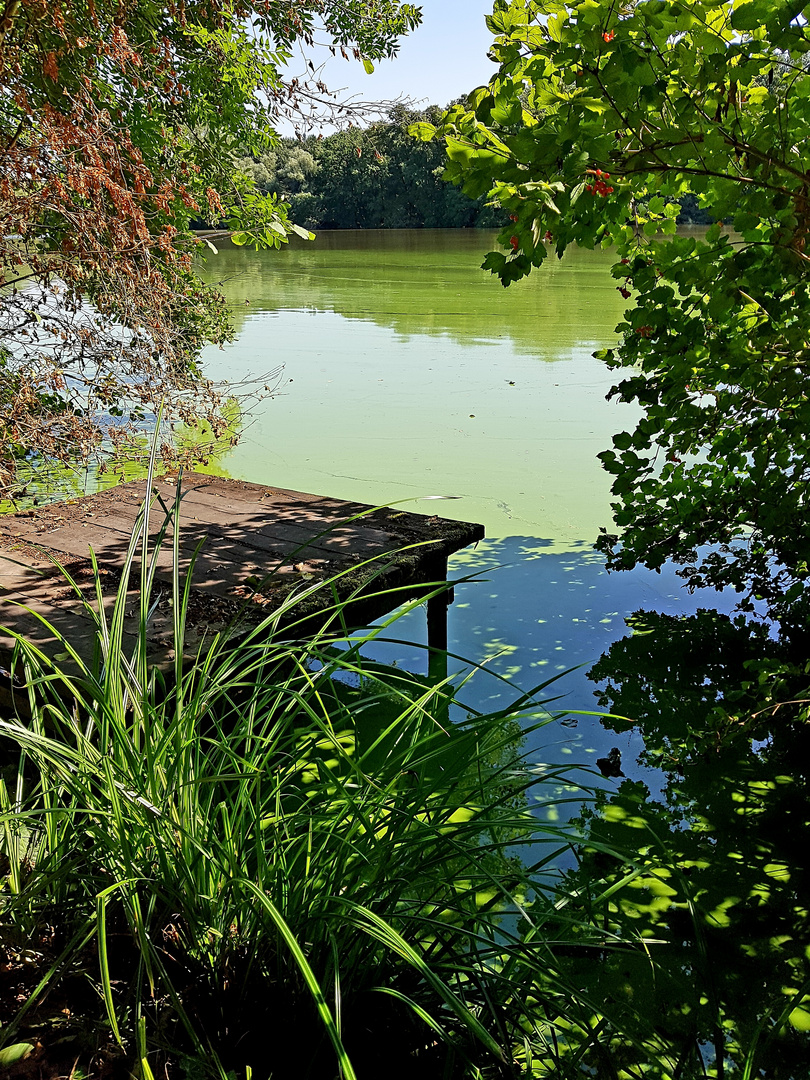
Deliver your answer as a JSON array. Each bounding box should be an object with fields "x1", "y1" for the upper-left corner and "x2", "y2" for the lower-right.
[{"x1": 0, "y1": 474, "x2": 484, "y2": 673}]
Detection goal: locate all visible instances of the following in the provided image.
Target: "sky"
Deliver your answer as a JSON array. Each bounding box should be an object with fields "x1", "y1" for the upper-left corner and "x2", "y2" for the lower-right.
[{"x1": 291, "y1": 0, "x2": 498, "y2": 123}]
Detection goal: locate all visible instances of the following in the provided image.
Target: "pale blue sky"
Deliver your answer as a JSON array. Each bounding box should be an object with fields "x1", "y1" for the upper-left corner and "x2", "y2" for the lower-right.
[{"x1": 297, "y1": 1, "x2": 497, "y2": 117}]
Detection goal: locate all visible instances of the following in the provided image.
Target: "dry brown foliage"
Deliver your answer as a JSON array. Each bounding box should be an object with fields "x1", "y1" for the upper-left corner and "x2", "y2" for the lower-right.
[{"x1": 0, "y1": 0, "x2": 419, "y2": 498}]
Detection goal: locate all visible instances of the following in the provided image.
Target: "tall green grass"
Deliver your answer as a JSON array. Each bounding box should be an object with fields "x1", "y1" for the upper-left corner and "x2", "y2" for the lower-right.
[{"x1": 0, "y1": 473, "x2": 642, "y2": 1078}]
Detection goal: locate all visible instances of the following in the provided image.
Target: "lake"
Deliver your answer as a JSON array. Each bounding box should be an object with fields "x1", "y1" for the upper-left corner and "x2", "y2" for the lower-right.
[
  {"x1": 7, "y1": 231, "x2": 808, "y2": 1073},
  {"x1": 197, "y1": 228, "x2": 736, "y2": 794}
]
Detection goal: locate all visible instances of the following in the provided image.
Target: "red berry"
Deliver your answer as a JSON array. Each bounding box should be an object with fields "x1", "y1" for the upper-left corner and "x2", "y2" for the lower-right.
[{"x1": 510, "y1": 235, "x2": 519, "y2": 251}]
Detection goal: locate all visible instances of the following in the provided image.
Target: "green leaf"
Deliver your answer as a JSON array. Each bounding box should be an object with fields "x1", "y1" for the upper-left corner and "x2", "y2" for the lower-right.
[
  {"x1": 613, "y1": 432, "x2": 633, "y2": 451},
  {"x1": 0, "y1": 1044, "x2": 34, "y2": 1068},
  {"x1": 290, "y1": 223, "x2": 315, "y2": 240},
  {"x1": 547, "y1": 12, "x2": 567, "y2": 41},
  {"x1": 362, "y1": 57, "x2": 375, "y2": 74},
  {"x1": 747, "y1": 86, "x2": 770, "y2": 105},
  {"x1": 230, "y1": 231, "x2": 249, "y2": 246},
  {"x1": 789, "y1": 1001, "x2": 810, "y2": 1032},
  {"x1": 96, "y1": 892, "x2": 123, "y2": 1046},
  {"x1": 570, "y1": 181, "x2": 586, "y2": 205},
  {"x1": 730, "y1": 0, "x2": 773, "y2": 31},
  {"x1": 481, "y1": 250, "x2": 507, "y2": 273},
  {"x1": 408, "y1": 121, "x2": 437, "y2": 141},
  {"x1": 578, "y1": 97, "x2": 609, "y2": 115}
]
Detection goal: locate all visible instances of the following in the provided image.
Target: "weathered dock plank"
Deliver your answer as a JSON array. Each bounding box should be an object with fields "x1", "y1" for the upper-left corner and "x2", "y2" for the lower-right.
[{"x1": 0, "y1": 473, "x2": 484, "y2": 680}]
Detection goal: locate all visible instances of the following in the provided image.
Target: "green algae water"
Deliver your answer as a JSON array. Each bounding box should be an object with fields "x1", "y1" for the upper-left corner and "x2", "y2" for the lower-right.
[
  {"x1": 196, "y1": 230, "x2": 736, "y2": 782},
  {"x1": 199, "y1": 229, "x2": 630, "y2": 546}
]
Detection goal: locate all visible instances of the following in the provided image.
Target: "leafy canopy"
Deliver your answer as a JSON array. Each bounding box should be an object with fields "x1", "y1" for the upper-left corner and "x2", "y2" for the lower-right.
[
  {"x1": 0, "y1": 0, "x2": 420, "y2": 492},
  {"x1": 416, "y1": 0, "x2": 810, "y2": 635}
]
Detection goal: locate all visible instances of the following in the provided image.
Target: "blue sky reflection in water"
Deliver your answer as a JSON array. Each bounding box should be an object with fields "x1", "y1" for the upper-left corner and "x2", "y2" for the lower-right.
[{"x1": 197, "y1": 229, "x2": 738, "y2": 798}]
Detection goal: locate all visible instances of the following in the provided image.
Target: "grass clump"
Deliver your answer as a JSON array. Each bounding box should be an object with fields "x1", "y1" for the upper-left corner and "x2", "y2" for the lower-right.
[{"x1": 0, "y1": 477, "x2": 615, "y2": 1079}]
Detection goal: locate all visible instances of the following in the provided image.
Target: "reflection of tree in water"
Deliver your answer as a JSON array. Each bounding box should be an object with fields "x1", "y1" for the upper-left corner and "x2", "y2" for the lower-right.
[
  {"x1": 362, "y1": 587, "x2": 810, "y2": 1073},
  {"x1": 198, "y1": 233, "x2": 626, "y2": 360},
  {"x1": 589, "y1": 609, "x2": 777, "y2": 771},
  {"x1": 550, "y1": 610, "x2": 810, "y2": 1075}
]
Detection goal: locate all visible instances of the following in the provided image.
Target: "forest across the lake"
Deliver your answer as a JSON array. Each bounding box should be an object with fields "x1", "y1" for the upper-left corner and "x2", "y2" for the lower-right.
[{"x1": 230, "y1": 106, "x2": 714, "y2": 231}]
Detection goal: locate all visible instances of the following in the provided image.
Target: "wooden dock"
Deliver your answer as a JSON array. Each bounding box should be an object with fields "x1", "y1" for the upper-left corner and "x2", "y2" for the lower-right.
[{"x1": 0, "y1": 474, "x2": 484, "y2": 681}]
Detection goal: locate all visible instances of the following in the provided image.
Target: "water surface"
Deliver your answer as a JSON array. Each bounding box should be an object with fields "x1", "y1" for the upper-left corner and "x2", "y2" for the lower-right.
[
  {"x1": 201, "y1": 230, "x2": 631, "y2": 543},
  {"x1": 198, "y1": 230, "x2": 733, "y2": 783}
]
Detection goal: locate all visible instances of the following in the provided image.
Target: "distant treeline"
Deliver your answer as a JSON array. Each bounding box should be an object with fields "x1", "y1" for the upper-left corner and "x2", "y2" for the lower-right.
[
  {"x1": 676, "y1": 194, "x2": 714, "y2": 225},
  {"x1": 233, "y1": 105, "x2": 713, "y2": 231},
  {"x1": 234, "y1": 106, "x2": 506, "y2": 230}
]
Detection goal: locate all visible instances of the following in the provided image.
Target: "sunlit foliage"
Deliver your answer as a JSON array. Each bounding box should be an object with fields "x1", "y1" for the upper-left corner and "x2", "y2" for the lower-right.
[
  {"x1": 0, "y1": 0, "x2": 420, "y2": 493},
  {"x1": 418, "y1": 0, "x2": 810, "y2": 633}
]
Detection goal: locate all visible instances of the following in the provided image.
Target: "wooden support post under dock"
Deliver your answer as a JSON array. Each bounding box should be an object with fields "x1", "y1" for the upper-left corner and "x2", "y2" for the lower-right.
[
  {"x1": 426, "y1": 555, "x2": 452, "y2": 686},
  {"x1": 0, "y1": 474, "x2": 484, "y2": 682}
]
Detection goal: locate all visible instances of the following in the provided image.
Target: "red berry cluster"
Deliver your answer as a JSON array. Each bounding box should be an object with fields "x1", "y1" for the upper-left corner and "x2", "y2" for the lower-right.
[
  {"x1": 585, "y1": 169, "x2": 614, "y2": 196},
  {"x1": 636, "y1": 325, "x2": 653, "y2": 338},
  {"x1": 509, "y1": 235, "x2": 519, "y2": 251},
  {"x1": 603, "y1": 30, "x2": 615, "y2": 42},
  {"x1": 617, "y1": 283, "x2": 631, "y2": 299}
]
